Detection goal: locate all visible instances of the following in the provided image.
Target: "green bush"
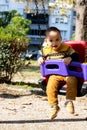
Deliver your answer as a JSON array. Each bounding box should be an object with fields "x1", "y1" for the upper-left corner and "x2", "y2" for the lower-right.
[
  {"x1": 0, "y1": 34, "x2": 29, "y2": 83},
  {"x1": 0, "y1": 14, "x2": 31, "y2": 83},
  {"x1": 0, "y1": 10, "x2": 21, "y2": 27}
]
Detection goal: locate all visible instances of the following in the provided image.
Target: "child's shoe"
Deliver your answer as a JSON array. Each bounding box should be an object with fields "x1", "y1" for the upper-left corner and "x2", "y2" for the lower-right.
[
  {"x1": 49, "y1": 105, "x2": 60, "y2": 120},
  {"x1": 65, "y1": 101, "x2": 74, "y2": 114}
]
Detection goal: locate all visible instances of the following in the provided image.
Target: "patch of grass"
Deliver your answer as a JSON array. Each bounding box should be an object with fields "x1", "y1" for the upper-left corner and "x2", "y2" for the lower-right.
[
  {"x1": 11, "y1": 59, "x2": 41, "y2": 89},
  {"x1": 18, "y1": 60, "x2": 41, "y2": 79}
]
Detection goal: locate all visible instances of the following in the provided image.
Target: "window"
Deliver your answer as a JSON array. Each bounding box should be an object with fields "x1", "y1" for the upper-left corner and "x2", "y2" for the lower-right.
[
  {"x1": 60, "y1": 18, "x2": 64, "y2": 23},
  {"x1": 55, "y1": 18, "x2": 59, "y2": 23},
  {"x1": 64, "y1": 17, "x2": 68, "y2": 24},
  {"x1": 0, "y1": 5, "x2": 8, "y2": 11},
  {"x1": 72, "y1": 26, "x2": 75, "y2": 31},
  {"x1": 26, "y1": 13, "x2": 48, "y2": 24},
  {"x1": 29, "y1": 29, "x2": 46, "y2": 36}
]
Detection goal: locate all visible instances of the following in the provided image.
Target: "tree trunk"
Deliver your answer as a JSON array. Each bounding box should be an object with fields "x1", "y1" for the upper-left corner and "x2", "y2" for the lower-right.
[{"x1": 75, "y1": 0, "x2": 87, "y2": 41}]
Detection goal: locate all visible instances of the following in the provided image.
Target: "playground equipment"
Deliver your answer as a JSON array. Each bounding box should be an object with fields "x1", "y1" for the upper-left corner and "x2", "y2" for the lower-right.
[
  {"x1": 38, "y1": 41, "x2": 87, "y2": 96},
  {"x1": 40, "y1": 60, "x2": 87, "y2": 80}
]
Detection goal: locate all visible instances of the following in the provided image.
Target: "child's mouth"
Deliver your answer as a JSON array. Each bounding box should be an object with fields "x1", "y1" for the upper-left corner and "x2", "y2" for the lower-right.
[{"x1": 52, "y1": 45, "x2": 58, "y2": 48}]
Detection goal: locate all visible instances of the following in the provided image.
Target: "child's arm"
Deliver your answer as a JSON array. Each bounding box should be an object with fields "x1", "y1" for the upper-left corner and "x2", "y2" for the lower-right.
[
  {"x1": 63, "y1": 57, "x2": 72, "y2": 65},
  {"x1": 38, "y1": 57, "x2": 44, "y2": 65},
  {"x1": 63, "y1": 52, "x2": 79, "y2": 65},
  {"x1": 37, "y1": 50, "x2": 45, "y2": 65}
]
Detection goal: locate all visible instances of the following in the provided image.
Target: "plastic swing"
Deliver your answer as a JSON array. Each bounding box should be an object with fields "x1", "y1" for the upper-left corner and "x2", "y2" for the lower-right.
[{"x1": 38, "y1": 41, "x2": 87, "y2": 97}]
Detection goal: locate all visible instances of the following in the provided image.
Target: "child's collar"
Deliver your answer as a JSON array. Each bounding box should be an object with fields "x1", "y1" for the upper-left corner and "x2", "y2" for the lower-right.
[{"x1": 57, "y1": 43, "x2": 69, "y2": 52}]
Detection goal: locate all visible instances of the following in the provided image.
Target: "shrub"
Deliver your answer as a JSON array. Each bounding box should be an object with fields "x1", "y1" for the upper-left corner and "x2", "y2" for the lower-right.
[{"x1": 0, "y1": 15, "x2": 31, "y2": 83}]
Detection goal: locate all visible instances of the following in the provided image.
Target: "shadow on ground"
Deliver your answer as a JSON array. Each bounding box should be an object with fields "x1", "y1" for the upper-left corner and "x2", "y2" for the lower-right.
[
  {"x1": 11, "y1": 81, "x2": 46, "y2": 96},
  {"x1": 0, "y1": 93, "x2": 20, "y2": 99},
  {"x1": 30, "y1": 89, "x2": 46, "y2": 96},
  {"x1": 10, "y1": 81, "x2": 39, "y2": 88},
  {"x1": 0, "y1": 81, "x2": 46, "y2": 99},
  {"x1": 0, "y1": 118, "x2": 87, "y2": 124}
]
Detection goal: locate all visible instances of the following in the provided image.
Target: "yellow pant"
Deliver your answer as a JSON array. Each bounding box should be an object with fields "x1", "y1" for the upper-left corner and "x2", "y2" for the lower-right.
[{"x1": 46, "y1": 75, "x2": 77, "y2": 106}]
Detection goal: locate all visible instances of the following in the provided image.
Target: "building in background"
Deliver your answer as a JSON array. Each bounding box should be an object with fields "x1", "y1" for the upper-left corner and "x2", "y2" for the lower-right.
[
  {"x1": 0, "y1": 0, "x2": 9, "y2": 11},
  {"x1": 49, "y1": 8, "x2": 76, "y2": 42},
  {"x1": 0, "y1": 0, "x2": 76, "y2": 51}
]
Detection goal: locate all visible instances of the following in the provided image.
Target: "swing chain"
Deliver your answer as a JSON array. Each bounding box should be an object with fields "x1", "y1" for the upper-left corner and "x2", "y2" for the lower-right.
[
  {"x1": 42, "y1": 0, "x2": 49, "y2": 29},
  {"x1": 34, "y1": 0, "x2": 49, "y2": 48},
  {"x1": 34, "y1": 0, "x2": 42, "y2": 37}
]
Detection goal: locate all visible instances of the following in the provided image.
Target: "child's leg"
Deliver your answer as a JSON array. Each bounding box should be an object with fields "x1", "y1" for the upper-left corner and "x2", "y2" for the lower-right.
[
  {"x1": 46, "y1": 75, "x2": 64, "y2": 119},
  {"x1": 46, "y1": 75, "x2": 65, "y2": 106},
  {"x1": 66, "y1": 76, "x2": 77, "y2": 100},
  {"x1": 65, "y1": 76, "x2": 77, "y2": 114}
]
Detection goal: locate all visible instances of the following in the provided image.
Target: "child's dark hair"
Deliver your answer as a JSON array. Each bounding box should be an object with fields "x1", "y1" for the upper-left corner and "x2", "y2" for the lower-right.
[{"x1": 45, "y1": 26, "x2": 61, "y2": 37}]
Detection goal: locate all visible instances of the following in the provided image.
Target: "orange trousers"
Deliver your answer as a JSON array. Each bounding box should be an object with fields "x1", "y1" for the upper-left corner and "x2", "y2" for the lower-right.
[{"x1": 46, "y1": 75, "x2": 77, "y2": 106}]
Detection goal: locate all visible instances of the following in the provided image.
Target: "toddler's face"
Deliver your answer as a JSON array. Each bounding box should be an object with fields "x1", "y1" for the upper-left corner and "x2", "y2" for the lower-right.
[{"x1": 46, "y1": 31, "x2": 62, "y2": 51}]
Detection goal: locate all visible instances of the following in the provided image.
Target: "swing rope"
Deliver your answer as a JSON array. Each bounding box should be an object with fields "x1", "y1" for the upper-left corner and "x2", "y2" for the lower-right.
[
  {"x1": 34, "y1": 0, "x2": 42, "y2": 46},
  {"x1": 34, "y1": 0, "x2": 48, "y2": 48}
]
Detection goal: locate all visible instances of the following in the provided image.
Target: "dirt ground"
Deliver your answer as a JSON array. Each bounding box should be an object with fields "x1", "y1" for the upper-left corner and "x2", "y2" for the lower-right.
[{"x1": 0, "y1": 84, "x2": 87, "y2": 130}]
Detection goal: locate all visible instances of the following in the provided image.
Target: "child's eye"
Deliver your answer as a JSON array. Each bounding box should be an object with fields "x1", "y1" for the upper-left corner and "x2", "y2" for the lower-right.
[{"x1": 50, "y1": 40, "x2": 53, "y2": 42}]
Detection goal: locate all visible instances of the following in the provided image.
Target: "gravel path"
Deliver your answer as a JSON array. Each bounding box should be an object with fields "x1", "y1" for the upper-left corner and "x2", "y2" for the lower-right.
[{"x1": 0, "y1": 85, "x2": 87, "y2": 130}]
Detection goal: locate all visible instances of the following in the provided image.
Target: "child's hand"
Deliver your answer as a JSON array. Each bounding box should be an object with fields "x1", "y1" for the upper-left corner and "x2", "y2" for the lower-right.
[
  {"x1": 38, "y1": 57, "x2": 44, "y2": 65},
  {"x1": 63, "y1": 57, "x2": 72, "y2": 65}
]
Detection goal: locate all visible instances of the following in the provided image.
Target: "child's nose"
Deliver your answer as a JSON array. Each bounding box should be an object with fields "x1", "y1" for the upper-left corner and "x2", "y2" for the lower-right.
[{"x1": 52, "y1": 41, "x2": 56, "y2": 44}]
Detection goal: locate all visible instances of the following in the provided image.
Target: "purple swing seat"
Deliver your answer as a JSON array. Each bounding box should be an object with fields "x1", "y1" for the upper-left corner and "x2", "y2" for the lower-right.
[{"x1": 40, "y1": 60, "x2": 87, "y2": 81}]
